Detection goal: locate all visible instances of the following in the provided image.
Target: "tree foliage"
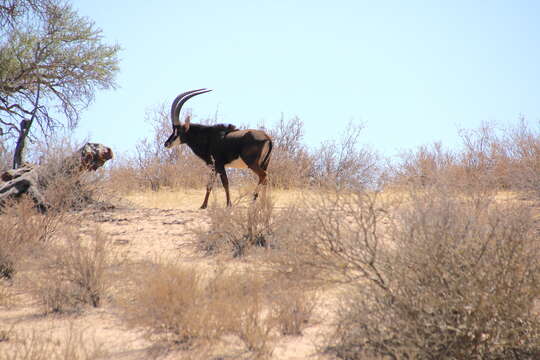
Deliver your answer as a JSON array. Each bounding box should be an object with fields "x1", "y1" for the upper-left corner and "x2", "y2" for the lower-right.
[{"x1": 0, "y1": 0, "x2": 120, "y2": 167}]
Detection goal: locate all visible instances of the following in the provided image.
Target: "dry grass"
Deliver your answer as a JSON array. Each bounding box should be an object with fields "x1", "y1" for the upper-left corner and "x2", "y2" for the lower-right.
[
  {"x1": 121, "y1": 258, "x2": 318, "y2": 358},
  {"x1": 193, "y1": 187, "x2": 321, "y2": 258},
  {"x1": 0, "y1": 141, "x2": 115, "y2": 315},
  {"x1": 123, "y1": 263, "x2": 216, "y2": 346},
  {"x1": 0, "y1": 199, "x2": 66, "y2": 280},
  {"x1": 195, "y1": 194, "x2": 277, "y2": 257},
  {"x1": 29, "y1": 227, "x2": 113, "y2": 313},
  {"x1": 124, "y1": 188, "x2": 211, "y2": 209},
  {"x1": 0, "y1": 282, "x2": 13, "y2": 308},
  {"x1": 271, "y1": 287, "x2": 317, "y2": 336},
  {"x1": 1, "y1": 117, "x2": 539, "y2": 359},
  {"x1": 123, "y1": 262, "x2": 277, "y2": 357},
  {"x1": 123, "y1": 186, "x2": 305, "y2": 210},
  {"x1": 0, "y1": 324, "x2": 107, "y2": 360}
]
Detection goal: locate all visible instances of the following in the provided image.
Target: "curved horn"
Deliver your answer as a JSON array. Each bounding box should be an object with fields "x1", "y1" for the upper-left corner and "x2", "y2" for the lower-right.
[
  {"x1": 170, "y1": 88, "x2": 213, "y2": 126},
  {"x1": 170, "y1": 88, "x2": 206, "y2": 126}
]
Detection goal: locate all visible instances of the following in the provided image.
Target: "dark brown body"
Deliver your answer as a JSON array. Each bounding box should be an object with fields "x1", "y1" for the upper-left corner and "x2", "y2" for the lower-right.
[
  {"x1": 165, "y1": 123, "x2": 272, "y2": 208},
  {"x1": 165, "y1": 89, "x2": 272, "y2": 208}
]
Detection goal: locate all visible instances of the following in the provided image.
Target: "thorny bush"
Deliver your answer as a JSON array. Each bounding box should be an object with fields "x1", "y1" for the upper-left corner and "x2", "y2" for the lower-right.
[{"x1": 272, "y1": 184, "x2": 540, "y2": 359}]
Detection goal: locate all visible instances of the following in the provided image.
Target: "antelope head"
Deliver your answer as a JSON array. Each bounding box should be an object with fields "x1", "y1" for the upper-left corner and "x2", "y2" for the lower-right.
[{"x1": 164, "y1": 88, "x2": 212, "y2": 148}]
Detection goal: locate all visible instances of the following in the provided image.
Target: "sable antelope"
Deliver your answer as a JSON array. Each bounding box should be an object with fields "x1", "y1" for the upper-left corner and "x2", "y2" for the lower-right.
[{"x1": 164, "y1": 89, "x2": 273, "y2": 209}]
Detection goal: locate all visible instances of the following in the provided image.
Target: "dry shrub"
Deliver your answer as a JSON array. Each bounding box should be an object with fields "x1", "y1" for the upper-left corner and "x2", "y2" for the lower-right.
[
  {"x1": 394, "y1": 120, "x2": 540, "y2": 197},
  {"x1": 195, "y1": 189, "x2": 307, "y2": 258},
  {"x1": 40, "y1": 168, "x2": 98, "y2": 211},
  {"x1": 31, "y1": 227, "x2": 112, "y2": 313},
  {"x1": 35, "y1": 143, "x2": 108, "y2": 211},
  {"x1": 131, "y1": 137, "x2": 208, "y2": 191},
  {"x1": 125, "y1": 263, "x2": 275, "y2": 357},
  {"x1": 273, "y1": 185, "x2": 540, "y2": 359},
  {"x1": 395, "y1": 142, "x2": 459, "y2": 187},
  {"x1": 1, "y1": 135, "x2": 113, "y2": 215},
  {"x1": 271, "y1": 287, "x2": 317, "y2": 336},
  {"x1": 234, "y1": 294, "x2": 274, "y2": 358},
  {"x1": 196, "y1": 193, "x2": 277, "y2": 257},
  {"x1": 395, "y1": 137, "x2": 502, "y2": 192},
  {"x1": 106, "y1": 105, "x2": 209, "y2": 193},
  {"x1": 0, "y1": 325, "x2": 107, "y2": 360},
  {"x1": 269, "y1": 188, "x2": 389, "y2": 288},
  {"x1": 264, "y1": 116, "x2": 313, "y2": 189},
  {"x1": 266, "y1": 117, "x2": 379, "y2": 189},
  {"x1": 312, "y1": 122, "x2": 380, "y2": 189},
  {"x1": 501, "y1": 119, "x2": 540, "y2": 197},
  {"x1": 108, "y1": 108, "x2": 379, "y2": 193},
  {"x1": 104, "y1": 158, "x2": 141, "y2": 194},
  {"x1": 0, "y1": 199, "x2": 64, "y2": 280},
  {"x1": 124, "y1": 264, "x2": 211, "y2": 345},
  {"x1": 369, "y1": 189, "x2": 540, "y2": 360}
]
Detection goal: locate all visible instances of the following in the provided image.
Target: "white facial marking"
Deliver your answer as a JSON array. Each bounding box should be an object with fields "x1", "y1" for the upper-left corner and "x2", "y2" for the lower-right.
[{"x1": 170, "y1": 136, "x2": 181, "y2": 147}]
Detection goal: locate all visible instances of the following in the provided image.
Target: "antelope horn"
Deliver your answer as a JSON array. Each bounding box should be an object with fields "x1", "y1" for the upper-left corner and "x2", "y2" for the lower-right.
[
  {"x1": 170, "y1": 88, "x2": 212, "y2": 126},
  {"x1": 170, "y1": 88, "x2": 205, "y2": 126}
]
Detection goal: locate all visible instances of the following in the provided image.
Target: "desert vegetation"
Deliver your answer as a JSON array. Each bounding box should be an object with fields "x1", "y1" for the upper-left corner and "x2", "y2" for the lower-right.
[
  {"x1": 1, "y1": 109, "x2": 539, "y2": 359},
  {"x1": 0, "y1": 3, "x2": 539, "y2": 359}
]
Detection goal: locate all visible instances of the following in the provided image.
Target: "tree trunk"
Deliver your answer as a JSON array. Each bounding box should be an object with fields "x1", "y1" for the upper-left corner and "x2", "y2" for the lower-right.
[
  {"x1": 12, "y1": 119, "x2": 31, "y2": 169},
  {"x1": 12, "y1": 85, "x2": 40, "y2": 169}
]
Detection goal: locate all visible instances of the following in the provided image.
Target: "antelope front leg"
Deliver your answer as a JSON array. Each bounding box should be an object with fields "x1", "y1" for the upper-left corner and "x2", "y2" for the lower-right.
[
  {"x1": 218, "y1": 168, "x2": 232, "y2": 207},
  {"x1": 201, "y1": 166, "x2": 217, "y2": 209}
]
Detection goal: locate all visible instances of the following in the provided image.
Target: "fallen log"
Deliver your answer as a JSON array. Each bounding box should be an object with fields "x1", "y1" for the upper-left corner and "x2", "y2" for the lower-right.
[{"x1": 0, "y1": 143, "x2": 113, "y2": 212}]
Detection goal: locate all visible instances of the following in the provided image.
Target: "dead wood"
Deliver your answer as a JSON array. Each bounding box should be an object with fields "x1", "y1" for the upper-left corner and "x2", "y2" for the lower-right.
[{"x1": 0, "y1": 143, "x2": 113, "y2": 212}]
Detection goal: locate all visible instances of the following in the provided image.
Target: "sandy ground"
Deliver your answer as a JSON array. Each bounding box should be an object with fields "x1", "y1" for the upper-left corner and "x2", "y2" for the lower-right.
[{"x1": 0, "y1": 189, "x2": 335, "y2": 360}]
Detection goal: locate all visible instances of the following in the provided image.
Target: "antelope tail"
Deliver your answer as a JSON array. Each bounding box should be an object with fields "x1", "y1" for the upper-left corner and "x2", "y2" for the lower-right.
[{"x1": 261, "y1": 139, "x2": 273, "y2": 170}]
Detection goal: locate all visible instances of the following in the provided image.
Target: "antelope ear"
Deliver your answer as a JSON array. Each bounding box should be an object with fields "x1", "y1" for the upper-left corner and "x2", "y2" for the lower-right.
[{"x1": 183, "y1": 114, "x2": 191, "y2": 132}]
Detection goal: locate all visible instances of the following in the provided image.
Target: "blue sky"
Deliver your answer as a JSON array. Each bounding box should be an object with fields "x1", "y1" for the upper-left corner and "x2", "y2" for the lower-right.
[{"x1": 72, "y1": 0, "x2": 540, "y2": 158}]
